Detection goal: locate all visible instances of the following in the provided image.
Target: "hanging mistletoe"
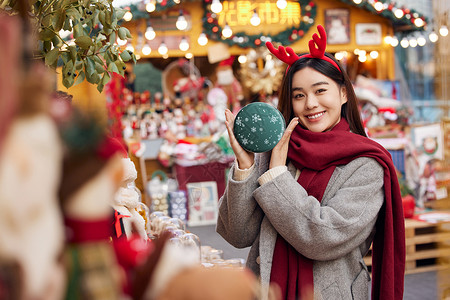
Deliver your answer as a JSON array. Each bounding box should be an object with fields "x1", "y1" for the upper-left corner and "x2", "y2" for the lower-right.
[
  {"x1": 202, "y1": 0, "x2": 317, "y2": 48},
  {"x1": 2, "y1": 0, "x2": 137, "y2": 92}
]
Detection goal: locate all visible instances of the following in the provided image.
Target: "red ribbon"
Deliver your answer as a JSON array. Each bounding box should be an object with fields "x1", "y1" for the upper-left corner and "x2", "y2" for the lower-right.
[{"x1": 114, "y1": 210, "x2": 130, "y2": 238}]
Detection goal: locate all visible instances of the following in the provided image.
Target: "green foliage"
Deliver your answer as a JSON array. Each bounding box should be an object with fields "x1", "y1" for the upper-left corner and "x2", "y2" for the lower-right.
[{"x1": 3, "y1": 0, "x2": 136, "y2": 92}]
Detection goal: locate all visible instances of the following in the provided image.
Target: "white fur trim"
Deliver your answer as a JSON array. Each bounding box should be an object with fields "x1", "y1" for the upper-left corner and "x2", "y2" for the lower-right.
[
  {"x1": 122, "y1": 158, "x2": 137, "y2": 185},
  {"x1": 114, "y1": 187, "x2": 140, "y2": 208}
]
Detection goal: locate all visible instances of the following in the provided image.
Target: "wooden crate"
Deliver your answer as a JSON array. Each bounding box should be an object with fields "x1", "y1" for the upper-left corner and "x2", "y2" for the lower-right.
[{"x1": 364, "y1": 216, "x2": 450, "y2": 275}]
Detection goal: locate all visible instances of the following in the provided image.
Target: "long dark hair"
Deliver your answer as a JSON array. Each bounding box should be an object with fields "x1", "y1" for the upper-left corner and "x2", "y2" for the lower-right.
[{"x1": 277, "y1": 53, "x2": 367, "y2": 137}]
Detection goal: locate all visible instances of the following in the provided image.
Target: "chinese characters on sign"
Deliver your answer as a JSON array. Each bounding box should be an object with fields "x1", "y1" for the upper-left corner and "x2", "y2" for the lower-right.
[{"x1": 217, "y1": 1, "x2": 301, "y2": 27}]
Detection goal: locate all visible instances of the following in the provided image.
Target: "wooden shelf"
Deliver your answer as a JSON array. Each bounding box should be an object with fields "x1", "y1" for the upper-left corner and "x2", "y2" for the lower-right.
[{"x1": 364, "y1": 213, "x2": 450, "y2": 275}]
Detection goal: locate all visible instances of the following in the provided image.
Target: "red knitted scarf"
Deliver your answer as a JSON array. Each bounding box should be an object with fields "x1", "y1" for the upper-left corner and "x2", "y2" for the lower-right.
[{"x1": 270, "y1": 118, "x2": 405, "y2": 300}]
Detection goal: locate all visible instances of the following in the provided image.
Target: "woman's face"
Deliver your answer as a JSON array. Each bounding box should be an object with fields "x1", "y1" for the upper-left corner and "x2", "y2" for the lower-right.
[{"x1": 291, "y1": 67, "x2": 347, "y2": 132}]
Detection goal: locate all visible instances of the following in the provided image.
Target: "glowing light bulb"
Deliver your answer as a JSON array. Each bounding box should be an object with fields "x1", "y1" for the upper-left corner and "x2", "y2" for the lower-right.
[
  {"x1": 400, "y1": 38, "x2": 409, "y2": 48},
  {"x1": 126, "y1": 43, "x2": 134, "y2": 53},
  {"x1": 146, "y1": 2, "x2": 156, "y2": 12},
  {"x1": 211, "y1": 0, "x2": 222, "y2": 14},
  {"x1": 358, "y1": 55, "x2": 367, "y2": 63},
  {"x1": 179, "y1": 37, "x2": 189, "y2": 51},
  {"x1": 335, "y1": 52, "x2": 344, "y2": 60},
  {"x1": 250, "y1": 10, "x2": 261, "y2": 26},
  {"x1": 384, "y1": 36, "x2": 393, "y2": 44},
  {"x1": 390, "y1": 36, "x2": 399, "y2": 47},
  {"x1": 374, "y1": 2, "x2": 383, "y2": 11},
  {"x1": 409, "y1": 38, "x2": 417, "y2": 48},
  {"x1": 417, "y1": 36, "x2": 426, "y2": 46},
  {"x1": 197, "y1": 32, "x2": 208, "y2": 46},
  {"x1": 414, "y1": 18, "x2": 424, "y2": 27},
  {"x1": 142, "y1": 44, "x2": 151, "y2": 55},
  {"x1": 439, "y1": 25, "x2": 449, "y2": 37},
  {"x1": 429, "y1": 31, "x2": 438, "y2": 43},
  {"x1": 145, "y1": 26, "x2": 156, "y2": 40},
  {"x1": 117, "y1": 38, "x2": 127, "y2": 46},
  {"x1": 238, "y1": 55, "x2": 247, "y2": 64},
  {"x1": 176, "y1": 12, "x2": 188, "y2": 31},
  {"x1": 353, "y1": 0, "x2": 362, "y2": 4},
  {"x1": 158, "y1": 42, "x2": 168, "y2": 55},
  {"x1": 276, "y1": 0, "x2": 287, "y2": 9},
  {"x1": 185, "y1": 52, "x2": 193, "y2": 59},
  {"x1": 394, "y1": 8, "x2": 404, "y2": 19},
  {"x1": 222, "y1": 24, "x2": 232, "y2": 38},
  {"x1": 123, "y1": 11, "x2": 133, "y2": 21},
  {"x1": 370, "y1": 51, "x2": 379, "y2": 59}
]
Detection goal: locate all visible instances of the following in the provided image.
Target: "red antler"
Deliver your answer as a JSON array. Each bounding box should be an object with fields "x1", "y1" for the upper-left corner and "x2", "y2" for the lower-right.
[
  {"x1": 308, "y1": 24, "x2": 327, "y2": 58},
  {"x1": 266, "y1": 41, "x2": 300, "y2": 66}
]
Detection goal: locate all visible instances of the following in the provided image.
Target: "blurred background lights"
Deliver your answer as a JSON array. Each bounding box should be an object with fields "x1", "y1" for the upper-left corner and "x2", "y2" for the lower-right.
[
  {"x1": 197, "y1": 32, "x2": 208, "y2": 46},
  {"x1": 222, "y1": 24, "x2": 232, "y2": 38},
  {"x1": 123, "y1": 11, "x2": 132, "y2": 21},
  {"x1": 429, "y1": 31, "x2": 439, "y2": 43},
  {"x1": 158, "y1": 42, "x2": 168, "y2": 55},
  {"x1": 211, "y1": 0, "x2": 222, "y2": 14},
  {"x1": 238, "y1": 55, "x2": 247, "y2": 64},
  {"x1": 369, "y1": 51, "x2": 379, "y2": 59},
  {"x1": 276, "y1": 0, "x2": 287, "y2": 9},
  {"x1": 142, "y1": 44, "x2": 151, "y2": 55}
]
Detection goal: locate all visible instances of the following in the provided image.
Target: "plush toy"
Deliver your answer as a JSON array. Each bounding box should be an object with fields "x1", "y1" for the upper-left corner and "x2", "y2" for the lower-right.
[
  {"x1": 0, "y1": 13, "x2": 65, "y2": 300},
  {"x1": 111, "y1": 147, "x2": 148, "y2": 240},
  {"x1": 215, "y1": 57, "x2": 244, "y2": 114}
]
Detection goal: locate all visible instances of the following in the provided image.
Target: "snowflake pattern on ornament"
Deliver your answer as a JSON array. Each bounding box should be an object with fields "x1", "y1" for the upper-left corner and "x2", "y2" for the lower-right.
[{"x1": 233, "y1": 102, "x2": 285, "y2": 153}]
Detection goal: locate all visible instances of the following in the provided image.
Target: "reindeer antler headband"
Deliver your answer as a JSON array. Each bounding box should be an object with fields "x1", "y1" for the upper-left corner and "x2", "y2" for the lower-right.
[{"x1": 266, "y1": 25, "x2": 341, "y2": 72}]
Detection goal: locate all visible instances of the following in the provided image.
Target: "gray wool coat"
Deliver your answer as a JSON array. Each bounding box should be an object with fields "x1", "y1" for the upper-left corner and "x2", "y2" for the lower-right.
[{"x1": 216, "y1": 152, "x2": 385, "y2": 300}]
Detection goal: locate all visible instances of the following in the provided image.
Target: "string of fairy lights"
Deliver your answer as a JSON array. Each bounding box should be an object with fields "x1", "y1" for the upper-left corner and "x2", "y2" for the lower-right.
[{"x1": 116, "y1": 0, "x2": 435, "y2": 62}]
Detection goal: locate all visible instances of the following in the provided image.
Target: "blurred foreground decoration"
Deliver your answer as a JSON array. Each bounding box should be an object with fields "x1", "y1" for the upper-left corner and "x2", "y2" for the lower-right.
[{"x1": 1, "y1": 0, "x2": 136, "y2": 92}]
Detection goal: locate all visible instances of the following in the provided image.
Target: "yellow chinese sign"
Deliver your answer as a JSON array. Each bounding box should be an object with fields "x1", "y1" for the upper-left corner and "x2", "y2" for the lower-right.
[{"x1": 217, "y1": 1, "x2": 302, "y2": 28}]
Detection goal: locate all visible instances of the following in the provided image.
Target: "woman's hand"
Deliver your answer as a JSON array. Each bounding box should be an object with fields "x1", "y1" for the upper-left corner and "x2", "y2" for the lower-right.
[
  {"x1": 224, "y1": 109, "x2": 254, "y2": 169},
  {"x1": 269, "y1": 117, "x2": 299, "y2": 169}
]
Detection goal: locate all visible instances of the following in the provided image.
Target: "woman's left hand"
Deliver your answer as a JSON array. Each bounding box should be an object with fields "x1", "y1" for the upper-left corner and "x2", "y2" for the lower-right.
[{"x1": 269, "y1": 117, "x2": 299, "y2": 169}]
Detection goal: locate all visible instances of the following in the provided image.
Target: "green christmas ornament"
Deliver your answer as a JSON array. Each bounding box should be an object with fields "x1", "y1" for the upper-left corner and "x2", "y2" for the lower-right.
[{"x1": 233, "y1": 102, "x2": 285, "y2": 153}]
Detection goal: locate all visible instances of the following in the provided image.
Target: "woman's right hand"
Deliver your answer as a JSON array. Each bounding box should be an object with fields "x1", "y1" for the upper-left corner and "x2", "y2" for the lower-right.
[{"x1": 224, "y1": 109, "x2": 254, "y2": 169}]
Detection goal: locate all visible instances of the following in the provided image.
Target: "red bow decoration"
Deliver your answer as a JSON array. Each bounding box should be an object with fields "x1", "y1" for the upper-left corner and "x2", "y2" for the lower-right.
[
  {"x1": 266, "y1": 25, "x2": 341, "y2": 72},
  {"x1": 114, "y1": 210, "x2": 131, "y2": 238}
]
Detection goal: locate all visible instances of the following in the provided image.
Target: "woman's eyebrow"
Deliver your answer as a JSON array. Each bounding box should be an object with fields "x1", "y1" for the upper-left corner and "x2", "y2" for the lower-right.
[{"x1": 292, "y1": 81, "x2": 329, "y2": 91}]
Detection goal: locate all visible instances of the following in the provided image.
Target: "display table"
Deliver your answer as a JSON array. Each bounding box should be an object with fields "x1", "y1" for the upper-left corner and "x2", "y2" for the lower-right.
[
  {"x1": 364, "y1": 211, "x2": 450, "y2": 275},
  {"x1": 174, "y1": 161, "x2": 232, "y2": 198}
]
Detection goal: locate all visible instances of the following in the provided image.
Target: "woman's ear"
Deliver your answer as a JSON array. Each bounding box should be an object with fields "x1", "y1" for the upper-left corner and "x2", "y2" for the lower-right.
[{"x1": 340, "y1": 86, "x2": 348, "y2": 105}]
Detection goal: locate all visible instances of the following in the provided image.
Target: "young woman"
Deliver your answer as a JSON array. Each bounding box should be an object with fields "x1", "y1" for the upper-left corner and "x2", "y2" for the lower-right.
[{"x1": 217, "y1": 25, "x2": 405, "y2": 300}]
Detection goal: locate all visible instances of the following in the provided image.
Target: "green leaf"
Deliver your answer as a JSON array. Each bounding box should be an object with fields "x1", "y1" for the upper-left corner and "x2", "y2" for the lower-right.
[
  {"x1": 63, "y1": 18, "x2": 72, "y2": 31},
  {"x1": 117, "y1": 27, "x2": 127, "y2": 40},
  {"x1": 73, "y1": 71, "x2": 85, "y2": 87},
  {"x1": 43, "y1": 40, "x2": 52, "y2": 53},
  {"x1": 68, "y1": 45, "x2": 77, "y2": 62},
  {"x1": 116, "y1": 8, "x2": 126, "y2": 21},
  {"x1": 75, "y1": 36, "x2": 93, "y2": 49},
  {"x1": 93, "y1": 55, "x2": 104, "y2": 65},
  {"x1": 107, "y1": 61, "x2": 119, "y2": 74},
  {"x1": 66, "y1": 7, "x2": 81, "y2": 21},
  {"x1": 44, "y1": 47, "x2": 60, "y2": 66},
  {"x1": 120, "y1": 50, "x2": 131, "y2": 62},
  {"x1": 61, "y1": 52, "x2": 71, "y2": 64},
  {"x1": 52, "y1": 35, "x2": 62, "y2": 48},
  {"x1": 99, "y1": 10, "x2": 106, "y2": 27},
  {"x1": 62, "y1": 73, "x2": 75, "y2": 89},
  {"x1": 53, "y1": 9, "x2": 66, "y2": 32},
  {"x1": 86, "y1": 72, "x2": 100, "y2": 84},
  {"x1": 42, "y1": 14, "x2": 52, "y2": 27},
  {"x1": 39, "y1": 28, "x2": 55, "y2": 41},
  {"x1": 73, "y1": 23, "x2": 84, "y2": 38},
  {"x1": 95, "y1": 62, "x2": 105, "y2": 73},
  {"x1": 131, "y1": 52, "x2": 137, "y2": 64},
  {"x1": 109, "y1": 31, "x2": 116, "y2": 45},
  {"x1": 85, "y1": 57, "x2": 95, "y2": 76}
]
